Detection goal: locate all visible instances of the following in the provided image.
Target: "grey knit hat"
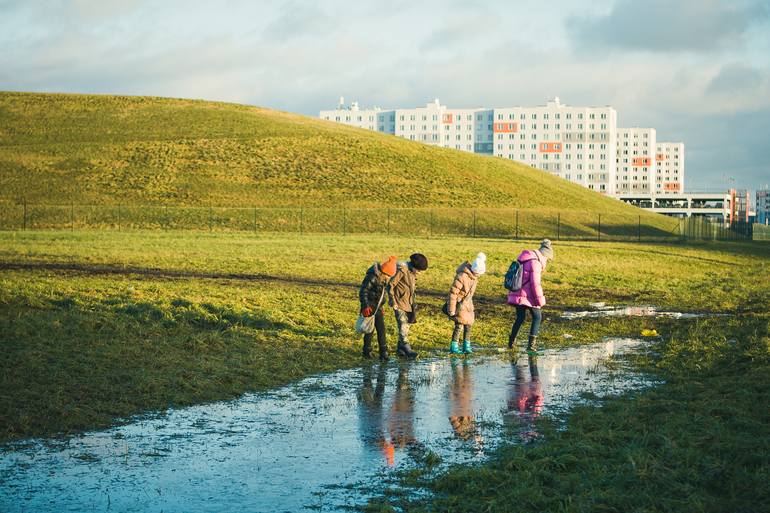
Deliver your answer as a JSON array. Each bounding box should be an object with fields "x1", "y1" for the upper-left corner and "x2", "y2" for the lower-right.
[{"x1": 539, "y1": 239, "x2": 554, "y2": 260}]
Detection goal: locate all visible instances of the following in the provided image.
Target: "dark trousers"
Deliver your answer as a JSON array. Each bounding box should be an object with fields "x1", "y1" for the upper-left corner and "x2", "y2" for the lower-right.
[
  {"x1": 451, "y1": 322, "x2": 472, "y2": 342},
  {"x1": 510, "y1": 305, "x2": 542, "y2": 340},
  {"x1": 363, "y1": 309, "x2": 387, "y2": 356}
]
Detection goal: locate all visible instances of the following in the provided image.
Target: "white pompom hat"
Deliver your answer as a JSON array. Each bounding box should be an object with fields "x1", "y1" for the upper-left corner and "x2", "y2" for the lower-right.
[{"x1": 471, "y1": 252, "x2": 487, "y2": 275}]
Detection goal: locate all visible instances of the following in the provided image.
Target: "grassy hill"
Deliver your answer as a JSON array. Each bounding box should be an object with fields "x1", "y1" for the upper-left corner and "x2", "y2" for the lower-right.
[{"x1": 0, "y1": 92, "x2": 677, "y2": 236}]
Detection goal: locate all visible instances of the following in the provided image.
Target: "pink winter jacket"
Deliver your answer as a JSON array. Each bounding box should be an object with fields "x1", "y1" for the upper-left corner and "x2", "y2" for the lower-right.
[{"x1": 506, "y1": 249, "x2": 547, "y2": 308}]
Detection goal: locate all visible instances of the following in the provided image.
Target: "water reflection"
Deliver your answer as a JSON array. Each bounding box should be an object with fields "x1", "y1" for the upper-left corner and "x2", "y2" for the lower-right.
[
  {"x1": 388, "y1": 365, "x2": 419, "y2": 454},
  {"x1": 448, "y1": 359, "x2": 482, "y2": 450},
  {"x1": 561, "y1": 305, "x2": 725, "y2": 320},
  {"x1": 358, "y1": 364, "x2": 393, "y2": 465},
  {"x1": 358, "y1": 364, "x2": 422, "y2": 467},
  {"x1": 504, "y1": 356, "x2": 544, "y2": 441},
  {"x1": 0, "y1": 339, "x2": 655, "y2": 513}
]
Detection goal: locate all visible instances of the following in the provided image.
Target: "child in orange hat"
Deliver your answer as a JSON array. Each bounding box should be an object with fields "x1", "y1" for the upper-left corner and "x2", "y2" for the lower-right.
[{"x1": 359, "y1": 255, "x2": 398, "y2": 360}]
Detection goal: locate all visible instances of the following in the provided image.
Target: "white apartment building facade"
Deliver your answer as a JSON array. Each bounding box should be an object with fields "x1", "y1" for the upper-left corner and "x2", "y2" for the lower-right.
[
  {"x1": 320, "y1": 97, "x2": 684, "y2": 197},
  {"x1": 616, "y1": 127, "x2": 656, "y2": 195},
  {"x1": 491, "y1": 98, "x2": 617, "y2": 193},
  {"x1": 655, "y1": 142, "x2": 685, "y2": 194}
]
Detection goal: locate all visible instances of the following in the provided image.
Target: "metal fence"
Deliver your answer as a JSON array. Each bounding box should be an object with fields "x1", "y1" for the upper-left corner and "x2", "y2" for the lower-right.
[
  {"x1": 0, "y1": 201, "x2": 754, "y2": 242},
  {"x1": 753, "y1": 223, "x2": 770, "y2": 241}
]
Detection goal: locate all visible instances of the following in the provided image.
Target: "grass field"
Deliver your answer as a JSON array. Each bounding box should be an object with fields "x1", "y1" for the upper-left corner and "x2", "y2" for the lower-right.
[
  {"x1": 1, "y1": 230, "x2": 768, "y2": 512},
  {"x1": 1, "y1": 230, "x2": 768, "y2": 444},
  {"x1": 0, "y1": 92, "x2": 676, "y2": 237}
]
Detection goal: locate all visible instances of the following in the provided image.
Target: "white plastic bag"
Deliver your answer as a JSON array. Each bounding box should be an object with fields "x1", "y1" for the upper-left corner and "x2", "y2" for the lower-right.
[
  {"x1": 355, "y1": 314, "x2": 376, "y2": 334},
  {"x1": 355, "y1": 288, "x2": 385, "y2": 334}
]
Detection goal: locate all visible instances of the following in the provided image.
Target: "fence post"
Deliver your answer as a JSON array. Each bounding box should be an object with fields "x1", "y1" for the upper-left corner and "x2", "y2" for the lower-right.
[
  {"x1": 429, "y1": 209, "x2": 434, "y2": 237},
  {"x1": 597, "y1": 214, "x2": 601, "y2": 241},
  {"x1": 387, "y1": 208, "x2": 391, "y2": 236},
  {"x1": 22, "y1": 200, "x2": 27, "y2": 231},
  {"x1": 300, "y1": 207, "x2": 304, "y2": 234},
  {"x1": 473, "y1": 210, "x2": 477, "y2": 238},
  {"x1": 342, "y1": 208, "x2": 347, "y2": 235},
  {"x1": 71, "y1": 202, "x2": 74, "y2": 231},
  {"x1": 117, "y1": 203, "x2": 121, "y2": 231},
  {"x1": 557, "y1": 213, "x2": 560, "y2": 241},
  {"x1": 515, "y1": 210, "x2": 519, "y2": 240},
  {"x1": 165, "y1": 204, "x2": 169, "y2": 230},
  {"x1": 253, "y1": 206, "x2": 257, "y2": 233},
  {"x1": 638, "y1": 215, "x2": 641, "y2": 242},
  {"x1": 209, "y1": 204, "x2": 212, "y2": 232}
]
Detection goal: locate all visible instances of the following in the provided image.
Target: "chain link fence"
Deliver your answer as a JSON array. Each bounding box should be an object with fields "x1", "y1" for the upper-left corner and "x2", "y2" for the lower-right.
[{"x1": 0, "y1": 201, "x2": 754, "y2": 242}]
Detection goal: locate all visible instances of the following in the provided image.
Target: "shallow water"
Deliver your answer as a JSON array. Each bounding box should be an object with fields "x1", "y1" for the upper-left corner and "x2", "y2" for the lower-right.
[
  {"x1": 562, "y1": 304, "x2": 723, "y2": 320},
  {"x1": 0, "y1": 338, "x2": 655, "y2": 513}
]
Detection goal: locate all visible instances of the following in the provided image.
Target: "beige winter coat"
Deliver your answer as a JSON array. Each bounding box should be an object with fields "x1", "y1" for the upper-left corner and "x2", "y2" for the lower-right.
[
  {"x1": 388, "y1": 262, "x2": 417, "y2": 312},
  {"x1": 447, "y1": 262, "x2": 479, "y2": 325}
]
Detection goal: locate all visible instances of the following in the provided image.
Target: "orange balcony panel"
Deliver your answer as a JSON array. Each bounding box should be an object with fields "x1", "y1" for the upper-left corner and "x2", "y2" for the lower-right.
[
  {"x1": 632, "y1": 157, "x2": 652, "y2": 166},
  {"x1": 493, "y1": 122, "x2": 518, "y2": 133},
  {"x1": 664, "y1": 182, "x2": 681, "y2": 191},
  {"x1": 539, "y1": 142, "x2": 563, "y2": 153},
  {"x1": 442, "y1": 113, "x2": 453, "y2": 124},
  {"x1": 656, "y1": 153, "x2": 666, "y2": 162}
]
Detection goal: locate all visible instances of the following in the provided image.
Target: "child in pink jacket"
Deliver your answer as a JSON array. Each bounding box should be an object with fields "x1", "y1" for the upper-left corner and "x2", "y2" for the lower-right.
[{"x1": 507, "y1": 239, "x2": 554, "y2": 353}]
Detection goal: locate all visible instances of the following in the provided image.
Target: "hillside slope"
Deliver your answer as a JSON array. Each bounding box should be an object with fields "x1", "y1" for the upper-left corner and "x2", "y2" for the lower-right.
[{"x1": 1, "y1": 92, "x2": 656, "y2": 216}]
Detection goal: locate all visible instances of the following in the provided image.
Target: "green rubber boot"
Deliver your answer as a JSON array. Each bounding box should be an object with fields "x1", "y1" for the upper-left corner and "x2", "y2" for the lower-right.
[
  {"x1": 449, "y1": 340, "x2": 463, "y2": 354},
  {"x1": 462, "y1": 340, "x2": 473, "y2": 354}
]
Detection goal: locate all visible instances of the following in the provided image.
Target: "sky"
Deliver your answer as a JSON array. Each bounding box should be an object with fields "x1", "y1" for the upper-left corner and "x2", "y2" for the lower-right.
[{"x1": 2, "y1": 0, "x2": 769, "y2": 191}]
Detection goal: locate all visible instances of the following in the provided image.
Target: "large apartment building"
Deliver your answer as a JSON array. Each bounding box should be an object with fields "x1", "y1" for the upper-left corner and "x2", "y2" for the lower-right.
[
  {"x1": 320, "y1": 97, "x2": 685, "y2": 197},
  {"x1": 655, "y1": 142, "x2": 685, "y2": 194},
  {"x1": 757, "y1": 188, "x2": 770, "y2": 225}
]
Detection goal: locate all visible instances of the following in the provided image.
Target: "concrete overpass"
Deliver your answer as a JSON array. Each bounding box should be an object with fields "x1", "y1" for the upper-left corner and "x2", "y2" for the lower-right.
[{"x1": 617, "y1": 192, "x2": 731, "y2": 222}]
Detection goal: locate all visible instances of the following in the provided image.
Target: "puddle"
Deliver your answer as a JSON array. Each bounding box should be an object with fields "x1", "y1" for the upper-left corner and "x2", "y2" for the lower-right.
[
  {"x1": 561, "y1": 304, "x2": 726, "y2": 320},
  {"x1": 0, "y1": 338, "x2": 656, "y2": 513}
]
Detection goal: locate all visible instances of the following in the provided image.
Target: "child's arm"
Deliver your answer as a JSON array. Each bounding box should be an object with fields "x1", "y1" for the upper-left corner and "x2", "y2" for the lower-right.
[{"x1": 447, "y1": 275, "x2": 463, "y2": 316}]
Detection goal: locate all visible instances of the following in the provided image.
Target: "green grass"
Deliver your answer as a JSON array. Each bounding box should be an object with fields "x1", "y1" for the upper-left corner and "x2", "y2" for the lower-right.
[
  {"x1": 1, "y1": 231, "x2": 768, "y2": 444},
  {"x1": 0, "y1": 92, "x2": 676, "y2": 237}
]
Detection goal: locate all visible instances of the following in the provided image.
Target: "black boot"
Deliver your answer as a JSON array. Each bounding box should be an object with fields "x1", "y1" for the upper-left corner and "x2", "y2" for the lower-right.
[
  {"x1": 397, "y1": 342, "x2": 418, "y2": 359},
  {"x1": 362, "y1": 337, "x2": 373, "y2": 359},
  {"x1": 526, "y1": 335, "x2": 538, "y2": 354},
  {"x1": 508, "y1": 334, "x2": 516, "y2": 350},
  {"x1": 378, "y1": 338, "x2": 389, "y2": 362}
]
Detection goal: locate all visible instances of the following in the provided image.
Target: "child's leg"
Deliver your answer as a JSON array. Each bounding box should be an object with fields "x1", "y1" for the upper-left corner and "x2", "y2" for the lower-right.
[
  {"x1": 509, "y1": 306, "x2": 527, "y2": 347},
  {"x1": 529, "y1": 307, "x2": 542, "y2": 337},
  {"x1": 395, "y1": 310, "x2": 411, "y2": 345},
  {"x1": 463, "y1": 324, "x2": 472, "y2": 341},
  {"x1": 362, "y1": 331, "x2": 373, "y2": 357},
  {"x1": 452, "y1": 321, "x2": 463, "y2": 342},
  {"x1": 374, "y1": 309, "x2": 388, "y2": 359}
]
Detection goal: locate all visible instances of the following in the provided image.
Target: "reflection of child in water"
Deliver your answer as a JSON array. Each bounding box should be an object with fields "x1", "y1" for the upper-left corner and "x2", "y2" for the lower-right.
[
  {"x1": 505, "y1": 356, "x2": 543, "y2": 441},
  {"x1": 448, "y1": 360, "x2": 483, "y2": 448},
  {"x1": 388, "y1": 365, "x2": 417, "y2": 452},
  {"x1": 358, "y1": 364, "x2": 420, "y2": 467},
  {"x1": 357, "y1": 364, "x2": 395, "y2": 466}
]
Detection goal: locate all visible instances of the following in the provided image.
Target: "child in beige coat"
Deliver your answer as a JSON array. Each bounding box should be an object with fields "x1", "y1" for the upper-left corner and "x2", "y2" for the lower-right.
[{"x1": 445, "y1": 253, "x2": 486, "y2": 354}]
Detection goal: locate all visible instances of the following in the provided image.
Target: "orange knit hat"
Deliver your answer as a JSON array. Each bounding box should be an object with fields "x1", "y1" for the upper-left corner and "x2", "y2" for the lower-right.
[{"x1": 380, "y1": 255, "x2": 398, "y2": 277}]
